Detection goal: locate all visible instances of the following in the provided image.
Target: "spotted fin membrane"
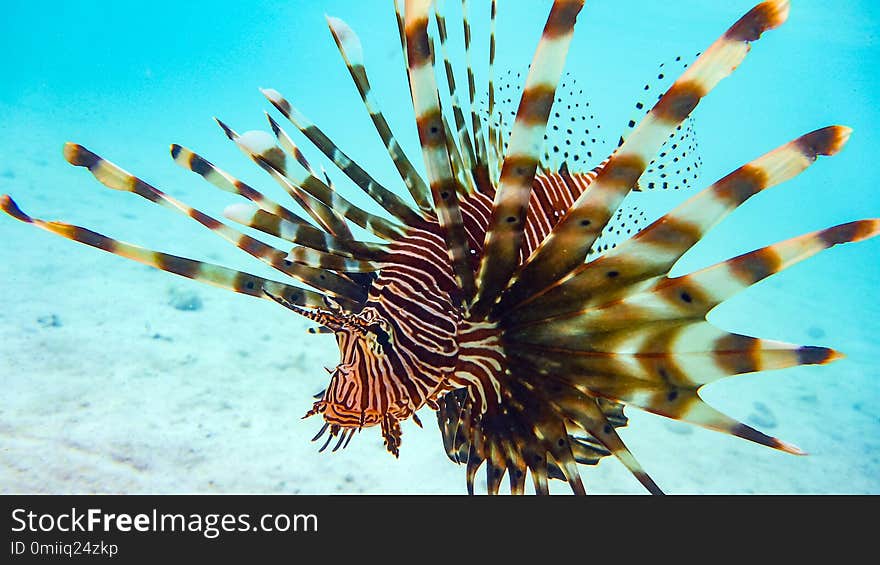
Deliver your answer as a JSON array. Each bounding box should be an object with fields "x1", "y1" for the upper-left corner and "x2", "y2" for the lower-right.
[{"x1": 482, "y1": 57, "x2": 701, "y2": 260}]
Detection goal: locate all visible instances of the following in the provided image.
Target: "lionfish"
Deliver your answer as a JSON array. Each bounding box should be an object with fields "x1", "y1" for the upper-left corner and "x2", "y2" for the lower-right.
[{"x1": 3, "y1": 0, "x2": 877, "y2": 495}]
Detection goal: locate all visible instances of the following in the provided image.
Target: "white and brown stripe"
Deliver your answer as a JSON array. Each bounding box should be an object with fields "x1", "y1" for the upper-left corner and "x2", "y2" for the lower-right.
[
  {"x1": 327, "y1": 15, "x2": 434, "y2": 215},
  {"x1": 313, "y1": 223, "x2": 464, "y2": 452},
  {"x1": 259, "y1": 89, "x2": 424, "y2": 226},
  {"x1": 472, "y1": 0, "x2": 584, "y2": 318},
  {"x1": 432, "y1": 1, "x2": 479, "y2": 190},
  {"x1": 0, "y1": 195, "x2": 330, "y2": 309},
  {"x1": 222, "y1": 203, "x2": 386, "y2": 262},
  {"x1": 504, "y1": 125, "x2": 852, "y2": 321},
  {"x1": 220, "y1": 113, "x2": 406, "y2": 241},
  {"x1": 170, "y1": 143, "x2": 309, "y2": 226},
  {"x1": 262, "y1": 114, "x2": 354, "y2": 239},
  {"x1": 461, "y1": 0, "x2": 491, "y2": 192},
  {"x1": 505, "y1": 0, "x2": 792, "y2": 310},
  {"x1": 450, "y1": 320, "x2": 504, "y2": 413},
  {"x1": 404, "y1": 0, "x2": 476, "y2": 302},
  {"x1": 62, "y1": 143, "x2": 365, "y2": 303}
]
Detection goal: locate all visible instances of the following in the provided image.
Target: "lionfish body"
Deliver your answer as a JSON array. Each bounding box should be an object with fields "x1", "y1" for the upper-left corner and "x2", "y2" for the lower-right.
[{"x1": 4, "y1": 0, "x2": 877, "y2": 494}]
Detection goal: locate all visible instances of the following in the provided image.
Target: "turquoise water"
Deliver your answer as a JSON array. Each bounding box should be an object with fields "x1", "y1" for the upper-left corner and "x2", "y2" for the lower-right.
[{"x1": 1, "y1": 1, "x2": 878, "y2": 494}]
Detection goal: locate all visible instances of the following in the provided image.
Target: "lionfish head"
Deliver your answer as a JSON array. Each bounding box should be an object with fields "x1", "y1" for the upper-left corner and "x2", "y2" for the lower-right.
[{"x1": 297, "y1": 304, "x2": 415, "y2": 457}]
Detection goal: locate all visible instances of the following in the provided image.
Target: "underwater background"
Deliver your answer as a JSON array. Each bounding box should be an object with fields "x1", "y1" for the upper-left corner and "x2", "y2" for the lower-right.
[{"x1": 1, "y1": 0, "x2": 878, "y2": 494}]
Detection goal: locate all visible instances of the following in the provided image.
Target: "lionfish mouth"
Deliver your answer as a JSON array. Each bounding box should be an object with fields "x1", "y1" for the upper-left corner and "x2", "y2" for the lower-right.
[
  {"x1": 306, "y1": 397, "x2": 412, "y2": 457},
  {"x1": 2, "y1": 0, "x2": 876, "y2": 495}
]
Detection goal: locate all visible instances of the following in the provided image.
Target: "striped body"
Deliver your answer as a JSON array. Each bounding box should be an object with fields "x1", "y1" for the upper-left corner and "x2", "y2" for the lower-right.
[
  {"x1": 3, "y1": 0, "x2": 877, "y2": 494},
  {"x1": 312, "y1": 169, "x2": 599, "y2": 451}
]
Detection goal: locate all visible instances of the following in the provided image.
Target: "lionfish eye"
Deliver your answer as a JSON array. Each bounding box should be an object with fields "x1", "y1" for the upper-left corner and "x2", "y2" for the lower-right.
[{"x1": 370, "y1": 324, "x2": 392, "y2": 349}]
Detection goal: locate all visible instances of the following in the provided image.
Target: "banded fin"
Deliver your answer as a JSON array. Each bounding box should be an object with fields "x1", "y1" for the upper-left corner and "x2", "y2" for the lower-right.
[
  {"x1": 505, "y1": 0, "x2": 791, "y2": 310},
  {"x1": 404, "y1": 0, "x2": 476, "y2": 302},
  {"x1": 284, "y1": 246, "x2": 381, "y2": 273},
  {"x1": 170, "y1": 144, "x2": 307, "y2": 225},
  {"x1": 394, "y1": 0, "x2": 413, "y2": 98},
  {"x1": 534, "y1": 380, "x2": 663, "y2": 494},
  {"x1": 263, "y1": 114, "x2": 354, "y2": 240},
  {"x1": 588, "y1": 383, "x2": 806, "y2": 455},
  {"x1": 442, "y1": 116, "x2": 477, "y2": 196},
  {"x1": 507, "y1": 338, "x2": 815, "y2": 455},
  {"x1": 604, "y1": 125, "x2": 853, "y2": 284},
  {"x1": 264, "y1": 113, "x2": 316, "y2": 176},
  {"x1": 223, "y1": 203, "x2": 387, "y2": 261},
  {"x1": 506, "y1": 125, "x2": 853, "y2": 320},
  {"x1": 471, "y1": 0, "x2": 585, "y2": 318},
  {"x1": 259, "y1": 88, "x2": 424, "y2": 225},
  {"x1": 438, "y1": 370, "x2": 652, "y2": 494},
  {"x1": 507, "y1": 219, "x2": 877, "y2": 350},
  {"x1": 502, "y1": 215, "x2": 879, "y2": 458},
  {"x1": 432, "y1": 1, "x2": 480, "y2": 192},
  {"x1": 487, "y1": 0, "x2": 497, "y2": 171},
  {"x1": 461, "y1": 0, "x2": 492, "y2": 192},
  {"x1": 62, "y1": 142, "x2": 366, "y2": 303},
  {"x1": 217, "y1": 119, "x2": 405, "y2": 241},
  {"x1": 326, "y1": 15, "x2": 434, "y2": 214},
  {"x1": 220, "y1": 120, "x2": 352, "y2": 239},
  {"x1": 641, "y1": 219, "x2": 880, "y2": 319},
  {"x1": 0, "y1": 195, "x2": 328, "y2": 309},
  {"x1": 509, "y1": 322, "x2": 842, "y2": 391}
]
